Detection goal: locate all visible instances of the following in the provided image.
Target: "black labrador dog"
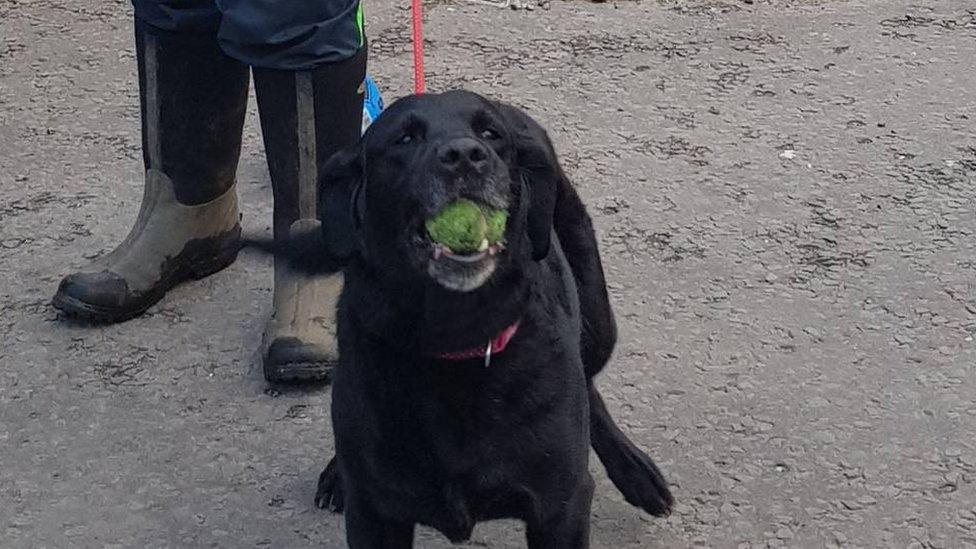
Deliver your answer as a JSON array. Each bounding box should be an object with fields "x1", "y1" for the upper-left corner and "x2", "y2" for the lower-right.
[{"x1": 259, "y1": 90, "x2": 672, "y2": 548}]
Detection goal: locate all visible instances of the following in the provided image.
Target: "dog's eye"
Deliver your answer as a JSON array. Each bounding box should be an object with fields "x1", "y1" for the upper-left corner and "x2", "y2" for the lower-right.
[
  {"x1": 480, "y1": 128, "x2": 501, "y2": 141},
  {"x1": 396, "y1": 134, "x2": 414, "y2": 145}
]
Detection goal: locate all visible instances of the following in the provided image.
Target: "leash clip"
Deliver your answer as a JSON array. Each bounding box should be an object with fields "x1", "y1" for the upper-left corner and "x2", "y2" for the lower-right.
[{"x1": 484, "y1": 340, "x2": 492, "y2": 368}]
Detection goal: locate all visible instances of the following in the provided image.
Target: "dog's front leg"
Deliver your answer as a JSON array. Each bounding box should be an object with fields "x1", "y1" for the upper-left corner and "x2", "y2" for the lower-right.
[
  {"x1": 525, "y1": 476, "x2": 594, "y2": 549},
  {"x1": 344, "y1": 494, "x2": 415, "y2": 549}
]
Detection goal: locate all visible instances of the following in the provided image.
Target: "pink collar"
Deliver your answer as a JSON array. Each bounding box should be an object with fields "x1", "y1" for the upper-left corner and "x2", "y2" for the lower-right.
[{"x1": 435, "y1": 320, "x2": 521, "y2": 367}]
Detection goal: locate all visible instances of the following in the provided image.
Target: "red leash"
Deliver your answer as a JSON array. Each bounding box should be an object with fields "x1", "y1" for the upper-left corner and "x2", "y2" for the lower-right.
[{"x1": 412, "y1": 0, "x2": 426, "y2": 94}]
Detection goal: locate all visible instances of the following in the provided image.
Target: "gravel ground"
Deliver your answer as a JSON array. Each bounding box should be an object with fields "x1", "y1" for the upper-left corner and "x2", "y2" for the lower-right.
[{"x1": 2, "y1": 0, "x2": 975, "y2": 547}]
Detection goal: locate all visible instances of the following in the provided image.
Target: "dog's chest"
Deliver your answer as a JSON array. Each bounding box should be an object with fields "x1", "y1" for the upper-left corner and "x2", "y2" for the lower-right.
[
  {"x1": 342, "y1": 334, "x2": 588, "y2": 532},
  {"x1": 370, "y1": 425, "x2": 568, "y2": 542},
  {"x1": 335, "y1": 261, "x2": 589, "y2": 534},
  {"x1": 397, "y1": 467, "x2": 542, "y2": 542}
]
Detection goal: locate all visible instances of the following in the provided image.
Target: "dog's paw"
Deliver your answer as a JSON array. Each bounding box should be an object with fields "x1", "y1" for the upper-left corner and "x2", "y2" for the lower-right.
[
  {"x1": 314, "y1": 457, "x2": 345, "y2": 513},
  {"x1": 608, "y1": 443, "x2": 674, "y2": 517}
]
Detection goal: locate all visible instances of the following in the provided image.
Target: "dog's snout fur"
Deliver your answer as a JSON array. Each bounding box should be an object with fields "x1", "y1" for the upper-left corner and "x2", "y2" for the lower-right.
[{"x1": 422, "y1": 135, "x2": 511, "y2": 217}]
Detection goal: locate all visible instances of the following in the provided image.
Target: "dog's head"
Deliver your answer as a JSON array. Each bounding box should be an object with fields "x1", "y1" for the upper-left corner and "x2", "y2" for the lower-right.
[{"x1": 319, "y1": 90, "x2": 562, "y2": 293}]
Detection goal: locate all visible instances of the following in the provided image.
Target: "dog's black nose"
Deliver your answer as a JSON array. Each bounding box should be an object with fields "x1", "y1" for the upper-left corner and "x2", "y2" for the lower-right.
[{"x1": 437, "y1": 138, "x2": 489, "y2": 173}]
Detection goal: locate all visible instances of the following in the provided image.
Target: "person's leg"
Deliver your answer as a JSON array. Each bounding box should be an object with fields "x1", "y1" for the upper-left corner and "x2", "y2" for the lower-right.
[
  {"x1": 216, "y1": 0, "x2": 365, "y2": 71},
  {"x1": 52, "y1": 1, "x2": 249, "y2": 322},
  {"x1": 218, "y1": 0, "x2": 367, "y2": 382}
]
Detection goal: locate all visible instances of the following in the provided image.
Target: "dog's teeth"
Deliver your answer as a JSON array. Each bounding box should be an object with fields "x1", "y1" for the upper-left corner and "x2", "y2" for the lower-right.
[
  {"x1": 433, "y1": 246, "x2": 443, "y2": 260},
  {"x1": 478, "y1": 239, "x2": 489, "y2": 252}
]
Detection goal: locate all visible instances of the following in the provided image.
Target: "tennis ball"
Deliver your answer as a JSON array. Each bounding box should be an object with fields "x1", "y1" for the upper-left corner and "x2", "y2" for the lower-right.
[
  {"x1": 426, "y1": 199, "x2": 487, "y2": 254},
  {"x1": 426, "y1": 200, "x2": 508, "y2": 254},
  {"x1": 486, "y1": 210, "x2": 507, "y2": 244}
]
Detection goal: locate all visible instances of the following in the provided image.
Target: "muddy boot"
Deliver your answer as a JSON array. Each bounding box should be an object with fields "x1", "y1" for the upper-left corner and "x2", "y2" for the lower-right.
[
  {"x1": 52, "y1": 20, "x2": 250, "y2": 323},
  {"x1": 253, "y1": 48, "x2": 366, "y2": 382}
]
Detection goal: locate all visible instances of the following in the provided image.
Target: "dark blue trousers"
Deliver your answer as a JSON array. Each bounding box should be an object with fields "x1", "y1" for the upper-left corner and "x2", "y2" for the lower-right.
[{"x1": 132, "y1": 0, "x2": 364, "y2": 69}]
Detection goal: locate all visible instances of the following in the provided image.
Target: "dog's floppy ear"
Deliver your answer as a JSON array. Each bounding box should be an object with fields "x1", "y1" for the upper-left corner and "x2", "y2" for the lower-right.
[
  {"x1": 318, "y1": 146, "x2": 367, "y2": 261},
  {"x1": 494, "y1": 102, "x2": 562, "y2": 261}
]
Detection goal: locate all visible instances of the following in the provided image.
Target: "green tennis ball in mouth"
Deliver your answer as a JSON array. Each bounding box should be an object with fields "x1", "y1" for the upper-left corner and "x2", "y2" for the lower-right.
[
  {"x1": 486, "y1": 209, "x2": 507, "y2": 244},
  {"x1": 426, "y1": 199, "x2": 508, "y2": 254}
]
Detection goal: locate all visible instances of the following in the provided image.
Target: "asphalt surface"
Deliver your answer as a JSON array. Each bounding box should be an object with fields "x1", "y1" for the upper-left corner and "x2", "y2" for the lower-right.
[{"x1": 2, "y1": 0, "x2": 975, "y2": 547}]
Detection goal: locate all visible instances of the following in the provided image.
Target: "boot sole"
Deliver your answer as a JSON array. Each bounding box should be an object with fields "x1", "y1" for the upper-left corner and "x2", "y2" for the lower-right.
[
  {"x1": 52, "y1": 229, "x2": 241, "y2": 323},
  {"x1": 264, "y1": 360, "x2": 335, "y2": 383}
]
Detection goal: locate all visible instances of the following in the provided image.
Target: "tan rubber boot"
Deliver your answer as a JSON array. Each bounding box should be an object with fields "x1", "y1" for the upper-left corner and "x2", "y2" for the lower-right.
[
  {"x1": 253, "y1": 48, "x2": 366, "y2": 382},
  {"x1": 261, "y1": 220, "x2": 344, "y2": 381},
  {"x1": 53, "y1": 170, "x2": 240, "y2": 321},
  {"x1": 52, "y1": 20, "x2": 249, "y2": 322}
]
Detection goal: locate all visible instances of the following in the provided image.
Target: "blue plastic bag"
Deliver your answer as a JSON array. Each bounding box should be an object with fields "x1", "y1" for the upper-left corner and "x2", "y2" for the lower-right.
[{"x1": 362, "y1": 74, "x2": 384, "y2": 134}]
